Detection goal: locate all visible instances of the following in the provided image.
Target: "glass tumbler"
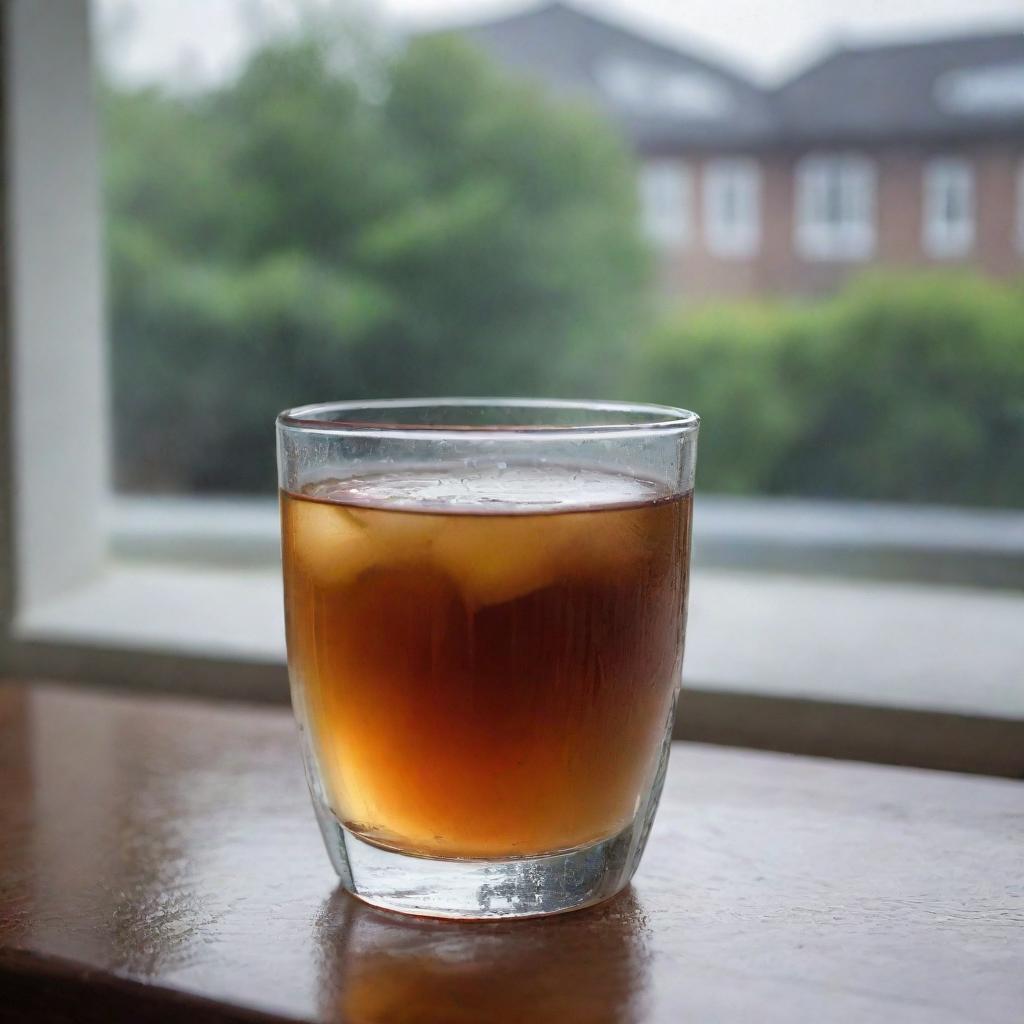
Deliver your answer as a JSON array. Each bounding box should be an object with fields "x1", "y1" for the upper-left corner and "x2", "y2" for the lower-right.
[{"x1": 277, "y1": 399, "x2": 699, "y2": 918}]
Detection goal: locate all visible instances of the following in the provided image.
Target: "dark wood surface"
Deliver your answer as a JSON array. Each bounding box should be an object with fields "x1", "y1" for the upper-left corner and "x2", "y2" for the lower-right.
[{"x1": 0, "y1": 683, "x2": 1020, "y2": 1023}]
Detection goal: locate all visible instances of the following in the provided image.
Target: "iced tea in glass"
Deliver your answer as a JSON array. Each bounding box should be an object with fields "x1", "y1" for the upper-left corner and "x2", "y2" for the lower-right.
[{"x1": 278, "y1": 400, "x2": 698, "y2": 918}]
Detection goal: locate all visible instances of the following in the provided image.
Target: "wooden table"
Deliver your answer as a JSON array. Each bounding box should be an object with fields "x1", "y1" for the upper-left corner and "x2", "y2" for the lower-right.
[{"x1": 0, "y1": 683, "x2": 1020, "y2": 1023}]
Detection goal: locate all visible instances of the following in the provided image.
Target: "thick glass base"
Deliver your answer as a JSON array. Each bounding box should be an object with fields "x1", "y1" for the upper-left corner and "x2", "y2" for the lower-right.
[
  {"x1": 294, "y1": 688, "x2": 679, "y2": 921},
  {"x1": 316, "y1": 815, "x2": 642, "y2": 919},
  {"x1": 295, "y1": 686, "x2": 678, "y2": 919}
]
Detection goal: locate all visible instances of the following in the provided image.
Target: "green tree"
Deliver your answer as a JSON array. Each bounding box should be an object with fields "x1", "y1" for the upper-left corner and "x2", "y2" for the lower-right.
[{"x1": 105, "y1": 31, "x2": 650, "y2": 493}]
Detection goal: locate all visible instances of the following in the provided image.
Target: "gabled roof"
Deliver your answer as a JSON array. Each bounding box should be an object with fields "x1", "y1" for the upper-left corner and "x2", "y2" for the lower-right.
[
  {"x1": 776, "y1": 30, "x2": 1024, "y2": 143},
  {"x1": 430, "y1": 2, "x2": 777, "y2": 149},
  {"x1": 427, "y1": 4, "x2": 1024, "y2": 149}
]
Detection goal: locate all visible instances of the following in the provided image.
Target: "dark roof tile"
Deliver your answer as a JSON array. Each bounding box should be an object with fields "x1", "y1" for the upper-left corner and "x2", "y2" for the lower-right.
[
  {"x1": 775, "y1": 30, "x2": 1024, "y2": 143},
  {"x1": 427, "y1": 2, "x2": 777, "y2": 149},
  {"x1": 424, "y1": 4, "x2": 1024, "y2": 148}
]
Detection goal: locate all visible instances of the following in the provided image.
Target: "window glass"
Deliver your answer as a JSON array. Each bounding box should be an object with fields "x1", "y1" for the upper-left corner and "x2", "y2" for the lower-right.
[
  {"x1": 93, "y1": 0, "x2": 1024, "y2": 514},
  {"x1": 1016, "y1": 161, "x2": 1024, "y2": 254},
  {"x1": 795, "y1": 155, "x2": 876, "y2": 260},
  {"x1": 704, "y1": 158, "x2": 760, "y2": 258},
  {"x1": 923, "y1": 158, "x2": 974, "y2": 257},
  {"x1": 639, "y1": 161, "x2": 692, "y2": 249}
]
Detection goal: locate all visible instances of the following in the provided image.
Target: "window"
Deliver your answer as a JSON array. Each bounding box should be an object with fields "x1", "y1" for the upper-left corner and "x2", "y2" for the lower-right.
[
  {"x1": 2, "y1": 1, "x2": 1022, "y2": 775},
  {"x1": 923, "y1": 158, "x2": 974, "y2": 258},
  {"x1": 935, "y1": 62, "x2": 1024, "y2": 117},
  {"x1": 1017, "y1": 161, "x2": 1024, "y2": 255},
  {"x1": 596, "y1": 57, "x2": 734, "y2": 120},
  {"x1": 703, "y1": 158, "x2": 761, "y2": 258},
  {"x1": 795, "y1": 154, "x2": 876, "y2": 260},
  {"x1": 638, "y1": 160, "x2": 692, "y2": 249}
]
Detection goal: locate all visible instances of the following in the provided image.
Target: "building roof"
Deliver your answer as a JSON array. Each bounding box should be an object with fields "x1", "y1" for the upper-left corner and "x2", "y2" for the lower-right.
[
  {"x1": 433, "y1": 2, "x2": 778, "y2": 149},
  {"x1": 776, "y1": 31, "x2": 1024, "y2": 143},
  {"x1": 429, "y1": 3, "x2": 1024, "y2": 149}
]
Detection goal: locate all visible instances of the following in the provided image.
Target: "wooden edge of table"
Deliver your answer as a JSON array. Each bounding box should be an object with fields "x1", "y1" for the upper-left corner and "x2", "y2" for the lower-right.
[
  {"x1": 1, "y1": 682, "x2": 1020, "y2": 1024},
  {"x1": 0, "y1": 949, "x2": 298, "y2": 1024}
]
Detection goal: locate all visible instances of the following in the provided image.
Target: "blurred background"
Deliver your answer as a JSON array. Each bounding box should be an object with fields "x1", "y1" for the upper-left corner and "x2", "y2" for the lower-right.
[
  {"x1": 94, "y1": 0, "x2": 1024, "y2": 506},
  {"x1": 4, "y1": 0, "x2": 1020, "y2": 770}
]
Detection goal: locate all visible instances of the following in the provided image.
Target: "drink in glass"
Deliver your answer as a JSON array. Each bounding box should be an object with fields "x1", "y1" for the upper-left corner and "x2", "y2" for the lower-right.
[{"x1": 278, "y1": 400, "x2": 698, "y2": 918}]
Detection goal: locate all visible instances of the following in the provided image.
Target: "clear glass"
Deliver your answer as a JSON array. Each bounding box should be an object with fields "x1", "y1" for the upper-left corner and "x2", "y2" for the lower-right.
[{"x1": 277, "y1": 399, "x2": 699, "y2": 918}]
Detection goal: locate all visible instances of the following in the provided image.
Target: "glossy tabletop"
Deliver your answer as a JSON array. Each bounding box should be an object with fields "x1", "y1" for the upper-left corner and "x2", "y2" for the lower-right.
[{"x1": 0, "y1": 683, "x2": 1020, "y2": 1023}]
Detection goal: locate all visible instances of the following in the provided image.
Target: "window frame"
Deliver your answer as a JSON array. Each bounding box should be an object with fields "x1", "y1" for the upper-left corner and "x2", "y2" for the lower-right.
[
  {"x1": 1, "y1": 3, "x2": 1022, "y2": 775},
  {"x1": 638, "y1": 158, "x2": 693, "y2": 251},
  {"x1": 922, "y1": 157, "x2": 975, "y2": 259},
  {"x1": 0, "y1": 0, "x2": 287, "y2": 700},
  {"x1": 1016, "y1": 159, "x2": 1024, "y2": 255},
  {"x1": 794, "y1": 152, "x2": 876, "y2": 261},
  {"x1": 703, "y1": 157, "x2": 761, "y2": 259}
]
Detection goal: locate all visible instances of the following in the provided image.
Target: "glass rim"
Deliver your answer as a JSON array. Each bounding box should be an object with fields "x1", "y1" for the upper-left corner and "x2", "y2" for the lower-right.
[{"x1": 276, "y1": 397, "x2": 699, "y2": 441}]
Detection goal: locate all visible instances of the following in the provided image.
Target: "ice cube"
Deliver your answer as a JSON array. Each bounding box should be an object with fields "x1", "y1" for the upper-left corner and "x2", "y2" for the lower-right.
[
  {"x1": 347, "y1": 506, "x2": 443, "y2": 554},
  {"x1": 286, "y1": 501, "x2": 377, "y2": 587},
  {"x1": 572, "y1": 507, "x2": 651, "y2": 578},
  {"x1": 432, "y1": 515, "x2": 568, "y2": 609},
  {"x1": 287, "y1": 499, "x2": 450, "y2": 589}
]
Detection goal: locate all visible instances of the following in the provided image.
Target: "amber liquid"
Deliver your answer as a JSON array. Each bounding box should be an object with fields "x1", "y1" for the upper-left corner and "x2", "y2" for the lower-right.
[{"x1": 282, "y1": 467, "x2": 691, "y2": 859}]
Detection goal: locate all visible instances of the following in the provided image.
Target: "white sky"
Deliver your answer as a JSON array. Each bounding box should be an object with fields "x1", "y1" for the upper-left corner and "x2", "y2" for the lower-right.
[{"x1": 96, "y1": 0, "x2": 1024, "y2": 86}]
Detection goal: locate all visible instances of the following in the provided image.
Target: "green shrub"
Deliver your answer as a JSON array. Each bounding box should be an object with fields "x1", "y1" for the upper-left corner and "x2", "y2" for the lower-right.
[
  {"x1": 634, "y1": 304, "x2": 808, "y2": 494},
  {"x1": 630, "y1": 273, "x2": 1024, "y2": 507}
]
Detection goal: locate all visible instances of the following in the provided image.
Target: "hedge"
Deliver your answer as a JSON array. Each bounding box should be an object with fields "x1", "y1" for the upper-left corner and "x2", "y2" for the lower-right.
[{"x1": 630, "y1": 273, "x2": 1024, "y2": 507}]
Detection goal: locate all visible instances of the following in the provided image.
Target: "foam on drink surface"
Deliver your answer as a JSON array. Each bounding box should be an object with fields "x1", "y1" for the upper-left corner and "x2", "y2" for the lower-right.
[{"x1": 298, "y1": 464, "x2": 671, "y2": 515}]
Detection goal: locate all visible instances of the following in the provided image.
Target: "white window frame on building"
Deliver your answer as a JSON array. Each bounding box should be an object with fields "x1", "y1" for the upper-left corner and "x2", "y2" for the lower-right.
[
  {"x1": 794, "y1": 153, "x2": 876, "y2": 261},
  {"x1": 703, "y1": 158, "x2": 761, "y2": 259},
  {"x1": 1016, "y1": 160, "x2": 1024, "y2": 255},
  {"x1": 922, "y1": 157, "x2": 975, "y2": 259},
  {"x1": 638, "y1": 159, "x2": 692, "y2": 250}
]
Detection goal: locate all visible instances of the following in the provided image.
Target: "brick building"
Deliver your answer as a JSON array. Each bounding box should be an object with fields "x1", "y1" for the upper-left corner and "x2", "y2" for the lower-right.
[{"x1": 445, "y1": 2, "x2": 1024, "y2": 299}]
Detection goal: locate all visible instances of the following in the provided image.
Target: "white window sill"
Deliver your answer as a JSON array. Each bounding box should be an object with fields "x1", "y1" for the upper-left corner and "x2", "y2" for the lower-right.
[
  {"x1": 707, "y1": 248, "x2": 758, "y2": 261},
  {"x1": 15, "y1": 563, "x2": 285, "y2": 661},
  {"x1": 795, "y1": 249, "x2": 875, "y2": 263},
  {"x1": 16, "y1": 561, "x2": 1024, "y2": 723},
  {"x1": 923, "y1": 245, "x2": 974, "y2": 260}
]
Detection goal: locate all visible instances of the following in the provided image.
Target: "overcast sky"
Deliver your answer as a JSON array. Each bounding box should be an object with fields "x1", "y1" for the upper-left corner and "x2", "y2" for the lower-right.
[{"x1": 97, "y1": 0, "x2": 1024, "y2": 86}]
